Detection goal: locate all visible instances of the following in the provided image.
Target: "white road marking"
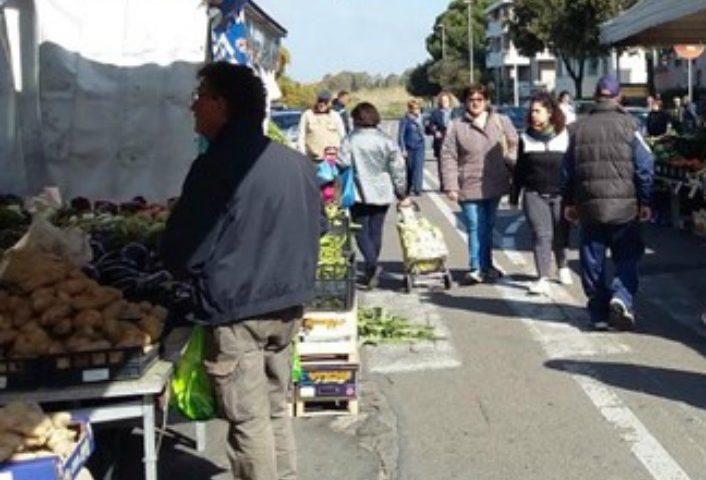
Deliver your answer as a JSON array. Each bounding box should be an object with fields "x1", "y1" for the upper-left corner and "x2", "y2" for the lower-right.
[{"x1": 423, "y1": 167, "x2": 693, "y2": 480}]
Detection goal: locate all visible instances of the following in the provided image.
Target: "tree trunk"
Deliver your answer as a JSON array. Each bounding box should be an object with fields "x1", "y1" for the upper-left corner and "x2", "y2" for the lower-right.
[
  {"x1": 561, "y1": 54, "x2": 585, "y2": 99},
  {"x1": 573, "y1": 77, "x2": 582, "y2": 100}
]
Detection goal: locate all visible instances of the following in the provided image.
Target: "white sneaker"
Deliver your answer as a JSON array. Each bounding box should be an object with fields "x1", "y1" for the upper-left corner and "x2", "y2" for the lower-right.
[
  {"x1": 528, "y1": 277, "x2": 550, "y2": 295},
  {"x1": 557, "y1": 267, "x2": 573, "y2": 285},
  {"x1": 463, "y1": 270, "x2": 484, "y2": 285}
]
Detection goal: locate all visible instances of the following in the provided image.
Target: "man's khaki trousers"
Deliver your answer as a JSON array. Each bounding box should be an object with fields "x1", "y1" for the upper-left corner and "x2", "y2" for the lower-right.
[{"x1": 206, "y1": 307, "x2": 302, "y2": 480}]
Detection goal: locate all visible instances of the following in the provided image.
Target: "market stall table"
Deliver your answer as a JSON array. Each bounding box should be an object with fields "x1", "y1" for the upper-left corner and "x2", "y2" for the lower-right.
[
  {"x1": 0, "y1": 358, "x2": 172, "y2": 480},
  {"x1": 654, "y1": 175, "x2": 706, "y2": 228}
]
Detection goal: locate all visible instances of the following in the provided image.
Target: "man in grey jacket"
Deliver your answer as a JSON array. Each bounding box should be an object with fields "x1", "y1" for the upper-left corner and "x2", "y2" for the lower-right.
[{"x1": 562, "y1": 75, "x2": 654, "y2": 331}]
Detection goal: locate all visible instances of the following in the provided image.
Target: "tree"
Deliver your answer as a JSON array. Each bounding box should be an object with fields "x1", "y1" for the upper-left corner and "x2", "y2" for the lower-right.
[
  {"x1": 406, "y1": 61, "x2": 441, "y2": 98},
  {"x1": 420, "y1": 0, "x2": 491, "y2": 95},
  {"x1": 275, "y1": 47, "x2": 291, "y2": 79},
  {"x1": 509, "y1": 0, "x2": 639, "y2": 98}
]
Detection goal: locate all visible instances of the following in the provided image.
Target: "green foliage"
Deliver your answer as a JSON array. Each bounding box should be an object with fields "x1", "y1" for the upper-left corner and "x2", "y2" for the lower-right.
[
  {"x1": 266, "y1": 120, "x2": 287, "y2": 145},
  {"x1": 509, "y1": 0, "x2": 639, "y2": 97},
  {"x1": 358, "y1": 306, "x2": 443, "y2": 345},
  {"x1": 406, "y1": 60, "x2": 442, "y2": 98},
  {"x1": 275, "y1": 46, "x2": 291, "y2": 78},
  {"x1": 279, "y1": 75, "x2": 319, "y2": 109},
  {"x1": 416, "y1": 0, "x2": 491, "y2": 94}
]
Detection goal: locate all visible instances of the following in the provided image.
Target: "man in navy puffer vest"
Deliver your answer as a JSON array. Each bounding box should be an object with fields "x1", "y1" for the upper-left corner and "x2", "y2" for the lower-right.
[{"x1": 562, "y1": 75, "x2": 654, "y2": 331}]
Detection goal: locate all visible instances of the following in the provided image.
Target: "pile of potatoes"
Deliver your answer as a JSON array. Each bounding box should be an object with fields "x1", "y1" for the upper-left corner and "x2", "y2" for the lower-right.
[
  {"x1": 0, "y1": 249, "x2": 167, "y2": 358},
  {"x1": 0, "y1": 402, "x2": 80, "y2": 463}
]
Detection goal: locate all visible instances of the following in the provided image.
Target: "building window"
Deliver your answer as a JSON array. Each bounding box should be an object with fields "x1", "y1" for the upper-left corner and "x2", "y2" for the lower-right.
[{"x1": 602, "y1": 57, "x2": 610, "y2": 75}]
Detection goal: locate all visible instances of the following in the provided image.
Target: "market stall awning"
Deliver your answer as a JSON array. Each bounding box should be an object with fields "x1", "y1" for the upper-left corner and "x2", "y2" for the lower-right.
[{"x1": 600, "y1": 0, "x2": 706, "y2": 46}]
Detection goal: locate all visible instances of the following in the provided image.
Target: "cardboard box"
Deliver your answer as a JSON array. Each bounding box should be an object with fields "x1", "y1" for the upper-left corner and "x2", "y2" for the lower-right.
[{"x1": 0, "y1": 421, "x2": 94, "y2": 480}]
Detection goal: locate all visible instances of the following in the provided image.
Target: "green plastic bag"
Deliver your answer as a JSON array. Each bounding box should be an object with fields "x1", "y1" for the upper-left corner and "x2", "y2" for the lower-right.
[
  {"x1": 291, "y1": 339, "x2": 302, "y2": 383},
  {"x1": 170, "y1": 325, "x2": 216, "y2": 421}
]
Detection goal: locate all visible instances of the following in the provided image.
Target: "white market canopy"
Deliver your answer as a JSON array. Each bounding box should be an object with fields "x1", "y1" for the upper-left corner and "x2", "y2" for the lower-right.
[{"x1": 600, "y1": 0, "x2": 706, "y2": 46}]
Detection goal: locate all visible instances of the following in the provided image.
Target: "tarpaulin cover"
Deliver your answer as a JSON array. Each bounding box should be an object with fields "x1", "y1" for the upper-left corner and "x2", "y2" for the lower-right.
[
  {"x1": 4, "y1": 0, "x2": 207, "y2": 201},
  {"x1": 211, "y1": 0, "x2": 250, "y2": 65},
  {"x1": 601, "y1": 0, "x2": 706, "y2": 46}
]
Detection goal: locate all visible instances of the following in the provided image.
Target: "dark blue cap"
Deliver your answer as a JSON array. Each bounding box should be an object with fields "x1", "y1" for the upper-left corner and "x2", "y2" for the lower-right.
[{"x1": 595, "y1": 75, "x2": 620, "y2": 98}]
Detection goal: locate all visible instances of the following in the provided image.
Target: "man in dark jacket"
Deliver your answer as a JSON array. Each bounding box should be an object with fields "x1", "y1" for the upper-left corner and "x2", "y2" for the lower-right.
[
  {"x1": 162, "y1": 62, "x2": 320, "y2": 480},
  {"x1": 562, "y1": 75, "x2": 654, "y2": 331},
  {"x1": 332, "y1": 90, "x2": 351, "y2": 134}
]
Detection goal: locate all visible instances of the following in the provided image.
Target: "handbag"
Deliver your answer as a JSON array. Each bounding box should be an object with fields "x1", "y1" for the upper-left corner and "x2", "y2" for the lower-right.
[
  {"x1": 339, "y1": 166, "x2": 356, "y2": 208},
  {"x1": 316, "y1": 158, "x2": 338, "y2": 185}
]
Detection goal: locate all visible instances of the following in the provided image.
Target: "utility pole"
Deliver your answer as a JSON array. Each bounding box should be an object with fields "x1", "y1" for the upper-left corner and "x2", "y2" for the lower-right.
[
  {"x1": 437, "y1": 24, "x2": 446, "y2": 61},
  {"x1": 466, "y1": 0, "x2": 474, "y2": 84}
]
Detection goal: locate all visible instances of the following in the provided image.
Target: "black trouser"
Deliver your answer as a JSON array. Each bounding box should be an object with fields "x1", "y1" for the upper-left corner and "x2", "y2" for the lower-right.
[
  {"x1": 350, "y1": 203, "x2": 389, "y2": 274},
  {"x1": 433, "y1": 137, "x2": 444, "y2": 191}
]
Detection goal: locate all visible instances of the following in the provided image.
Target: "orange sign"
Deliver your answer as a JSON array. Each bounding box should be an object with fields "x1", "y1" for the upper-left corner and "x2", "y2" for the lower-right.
[{"x1": 674, "y1": 45, "x2": 705, "y2": 60}]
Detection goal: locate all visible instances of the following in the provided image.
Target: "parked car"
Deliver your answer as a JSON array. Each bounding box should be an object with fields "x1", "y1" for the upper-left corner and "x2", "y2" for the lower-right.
[
  {"x1": 624, "y1": 106, "x2": 649, "y2": 133},
  {"x1": 270, "y1": 109, "x2": 302, "y2": 148},
  {"x1": 495, "y1": 105, "x2": 528, "y2": 133}
]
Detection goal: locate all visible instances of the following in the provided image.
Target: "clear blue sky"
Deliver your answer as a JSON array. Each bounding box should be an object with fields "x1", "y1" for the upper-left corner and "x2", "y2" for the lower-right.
[{"x1": 254, "y1": 0, "x2": 451, "y2": 82}]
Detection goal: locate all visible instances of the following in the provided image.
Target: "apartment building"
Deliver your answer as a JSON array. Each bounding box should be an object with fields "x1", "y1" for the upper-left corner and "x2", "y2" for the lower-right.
[
  {"x1": 485, "y1": 0, "x2": 648, "y2": 102},
  {"x1": 485, "y1": 0, "x2": 553, "y2": 105}
]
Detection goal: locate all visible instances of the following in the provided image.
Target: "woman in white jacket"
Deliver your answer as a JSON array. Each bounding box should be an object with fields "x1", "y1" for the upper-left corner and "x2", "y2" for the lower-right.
[{"x1": 338, "y1": 102, "x2": 408, "y2": 288}]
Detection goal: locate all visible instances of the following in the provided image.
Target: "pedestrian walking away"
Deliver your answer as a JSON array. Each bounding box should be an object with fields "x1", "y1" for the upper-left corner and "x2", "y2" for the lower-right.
[
  {"x1": 426, "y1": 91, "x2": 454, "y2": 191},
  {"x1": 338, "y1": 101, "x2": 408, "y2": 288},
  {"x1": 440, "y1": 83, "x2": 518, "y2": 285},
  {"x1": 558, "y1": 90, "x2": 577, "y2": 125},
  {"x1": 161, "y1": 62, "x2": 321, "y2": 480},
  {"x1": 510, "y1": 92, "x2": 572, "y2": 296},
  {"x1": 562, "y1": 74, "x2": 654, "y2": 332},
  {"x1": 398, "y1": 98, "x2": 426, "y2": 196}
]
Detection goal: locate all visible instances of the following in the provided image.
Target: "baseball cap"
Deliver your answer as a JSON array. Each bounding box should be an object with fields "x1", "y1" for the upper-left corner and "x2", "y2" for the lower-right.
[
  {"x1": 595, "y1": 75, "x2": 620, "y2": 98},
  {"x1": 317, "y1": 90, "x2": 332, "y2": 102}
]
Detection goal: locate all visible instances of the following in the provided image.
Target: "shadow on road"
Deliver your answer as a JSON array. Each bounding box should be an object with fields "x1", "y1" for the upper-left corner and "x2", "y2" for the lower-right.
[{"x1": 545, "y1": 359, "x2": 706, "y2": 410}]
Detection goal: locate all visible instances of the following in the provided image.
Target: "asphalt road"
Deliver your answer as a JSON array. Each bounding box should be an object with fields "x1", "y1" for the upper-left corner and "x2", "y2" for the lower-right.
[
  {"x1": 98, "y1": 122, "x2": 706, "y2": 480},
  {"x1": 366, "y1": 163, "x2": 706, "y2": 480}
]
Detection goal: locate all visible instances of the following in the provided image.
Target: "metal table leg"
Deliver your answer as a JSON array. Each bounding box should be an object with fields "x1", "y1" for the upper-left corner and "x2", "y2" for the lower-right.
[
  {"x1": 143, "y1": 394, "x2": 158, "y2": 480},
  {"x1": 195, "y1": 422, "x2": 207, "y2": 452}
]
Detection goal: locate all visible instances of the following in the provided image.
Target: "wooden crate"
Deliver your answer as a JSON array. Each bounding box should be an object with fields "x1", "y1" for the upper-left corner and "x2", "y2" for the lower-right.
[
  {"x1": 294, "y1": 362, "x2": 359, "y2": 417},
  {"x1": 295, "y1": 397, "x2": 359, "y2": 417},
  {"x1": 297, "y1": 336, "x2": 358, "y2": 360},
  {"x1": 300, "y1": 308, "x2": 358, "y2": 343}
]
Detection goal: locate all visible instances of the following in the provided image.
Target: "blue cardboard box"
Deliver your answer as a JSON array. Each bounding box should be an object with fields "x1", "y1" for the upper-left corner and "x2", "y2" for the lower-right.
[{"x1": 0, "y1": 421, "x2": 94, "y2": 480}]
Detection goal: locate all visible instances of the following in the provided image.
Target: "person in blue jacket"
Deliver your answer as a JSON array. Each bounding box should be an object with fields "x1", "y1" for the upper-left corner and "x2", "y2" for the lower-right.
[
  {"x1": 426, "y1": 91, "x2": 454, "y2": 191},
  {"x1": 398, "y1": 98, "x2": 426, "y2": 196},
  {"x1": 562, "y1": 75, "x2": 654, "y2": 332}
]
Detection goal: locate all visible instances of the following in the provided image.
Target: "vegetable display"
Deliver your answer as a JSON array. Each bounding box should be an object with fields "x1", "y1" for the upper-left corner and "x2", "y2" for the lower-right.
[
  {"x1": 0, "y1": 249, "x2": 167, "y2": 359},
  {"x1": 0, "y1": 402, "x2": 80, "y2": 463}
]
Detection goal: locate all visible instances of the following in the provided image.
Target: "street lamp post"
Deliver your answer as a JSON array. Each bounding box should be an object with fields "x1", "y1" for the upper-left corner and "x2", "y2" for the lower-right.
[
  {"x1": 437, "y1": 24, "x2": 446, "y2": 61},
  {"x1": 466, "y1": 0, "x2": 474, "y2": 84}
]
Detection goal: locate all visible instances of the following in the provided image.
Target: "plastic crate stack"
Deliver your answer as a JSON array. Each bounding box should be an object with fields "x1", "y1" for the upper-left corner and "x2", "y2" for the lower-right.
[{"x1": 295, "y1": 210, "x2": 359, "y2": 417}]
